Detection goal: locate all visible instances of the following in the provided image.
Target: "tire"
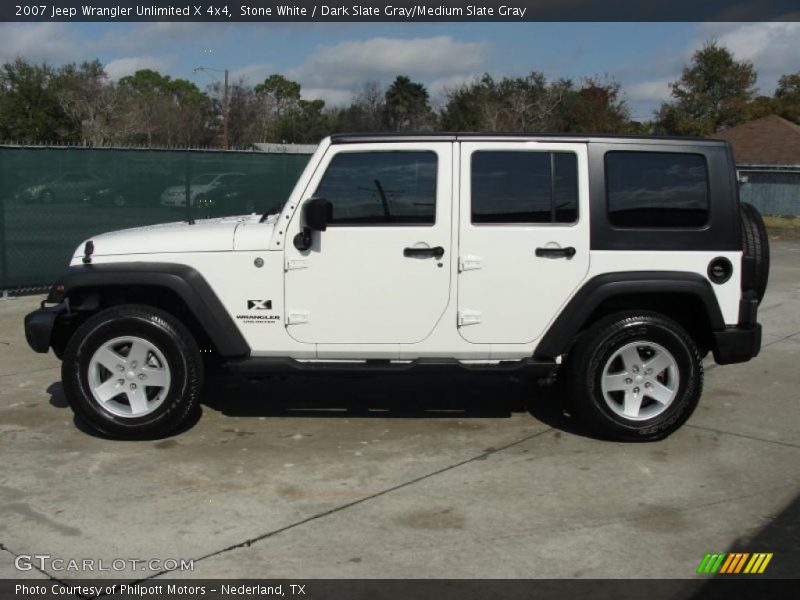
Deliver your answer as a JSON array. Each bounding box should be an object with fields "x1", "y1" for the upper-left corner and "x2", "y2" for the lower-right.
[
  {"x1": 565, "y1": 311, "x2": 703, "y2": 441},
  {"x1": 61, "y1": 305, "x2": 204, "y2": 439},
  {"x1": 740, "y1": 202, "x2": 770, "y2": 302}
]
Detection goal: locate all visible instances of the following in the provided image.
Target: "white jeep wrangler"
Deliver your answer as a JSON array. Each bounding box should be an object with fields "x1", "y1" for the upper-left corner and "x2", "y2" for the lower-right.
[{"x1": 24, "y1": 134, "x2": 769, "y2": 441}]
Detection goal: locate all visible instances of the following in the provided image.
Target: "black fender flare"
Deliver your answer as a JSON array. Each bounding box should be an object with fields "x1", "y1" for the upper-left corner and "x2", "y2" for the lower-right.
[
  {"x1": 534, "y1": 271, "x2": 724, "y2": 358},
  {"x1": 49, "y1": 262, "x2": 250, "y2": 357}
]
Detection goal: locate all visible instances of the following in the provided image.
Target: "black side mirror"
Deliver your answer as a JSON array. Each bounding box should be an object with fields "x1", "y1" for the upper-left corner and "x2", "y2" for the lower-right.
[
  {"x1": 293, "y1": 197, "x2": 333, "y2": 251},
  {"x1": 305, "y1": 197, "x2": 332, "y2": 231}
]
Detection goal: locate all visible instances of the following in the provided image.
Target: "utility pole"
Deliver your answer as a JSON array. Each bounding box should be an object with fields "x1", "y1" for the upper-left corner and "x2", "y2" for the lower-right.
[{"x1": 194, "y1": 66, "x2": 230, "y2": 149}]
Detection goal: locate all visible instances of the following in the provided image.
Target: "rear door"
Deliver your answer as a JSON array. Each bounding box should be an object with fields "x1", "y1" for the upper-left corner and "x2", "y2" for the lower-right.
[{"x1": 457, "y1": 142, "x2": 590, "y2": 344}]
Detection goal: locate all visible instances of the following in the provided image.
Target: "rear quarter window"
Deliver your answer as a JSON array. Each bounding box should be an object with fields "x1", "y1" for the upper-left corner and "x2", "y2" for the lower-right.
[{"x1": 606, "y1": 152, "x2": 709, "y2": 228}]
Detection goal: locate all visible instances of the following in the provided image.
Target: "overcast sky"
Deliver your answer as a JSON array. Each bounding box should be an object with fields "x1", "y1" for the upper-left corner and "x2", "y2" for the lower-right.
[{"x1": 1, "y1": 21, "x2": 798, "y2": 120}]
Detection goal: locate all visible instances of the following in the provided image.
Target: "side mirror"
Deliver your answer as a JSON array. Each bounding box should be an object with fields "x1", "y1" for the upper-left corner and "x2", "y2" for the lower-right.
[
  {"x1": 304, "y1": 197, "x2": 332, "y2": 232},
  {"x1": 293, "y1": 197, "x2": 333, "y2": 251}
]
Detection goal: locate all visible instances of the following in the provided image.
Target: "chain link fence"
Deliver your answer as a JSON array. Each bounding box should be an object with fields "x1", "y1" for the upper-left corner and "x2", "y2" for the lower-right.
[
  {"x1": 2, "y1": 148, "x2": 797, "y2": 295},
  {"x1": 0, "y1": 145, "x2": 312, "y2": 293}
]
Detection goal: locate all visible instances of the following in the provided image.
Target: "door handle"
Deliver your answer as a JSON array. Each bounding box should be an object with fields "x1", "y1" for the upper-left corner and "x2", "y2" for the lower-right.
[
  {"x1": 404, "y1": 246, "x2": 445, "y2": 259},
  {"x1": 535, "y1": 246, "x2": 576, "y2": 258}
]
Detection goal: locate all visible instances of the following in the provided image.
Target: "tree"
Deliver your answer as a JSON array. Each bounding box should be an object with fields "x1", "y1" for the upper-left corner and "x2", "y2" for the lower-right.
[
  {"x1": 0, "y1": 58, "x2": 71, "y2": 141},
  {"x1": 774, "y1": 72, "x2": 800, "y2": 123},
  {"x1": 55, "y1": 60, "x2": 123, "y2": 145},
  {"x1": 255, "y1": 74, "x2": 302, "y2": 115},
  {"x1": 253, "y1": 74, "x2": 304, "y2": 141},
  {"x1": 557, "y1": 78, "x2": 630, "y2": 133},
  {"x1": 334, "y1": 81, "x2": 386, "y2": 132},
  {"x1": 384, "y1": 76, "x2": 434, "y2": 131},
  {"x1": 440, "y1": 73, "x2": 569, "y2": 132},
  {"x1": 210, "y1": 78, "x2": 262, "y2": 147},
  {"x1": 118, "y1": 69, "x2": 212, "y2": 146},
  {"x1": 656, "y1": 41, "x2": 757, "y2": 135},
  {"x1": 274, "y1": 99, "x2": 331, "y2": 143}
]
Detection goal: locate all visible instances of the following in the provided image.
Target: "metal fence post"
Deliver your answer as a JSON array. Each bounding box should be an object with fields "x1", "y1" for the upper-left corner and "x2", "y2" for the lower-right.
[
  {"x1": 0, "y1": 187, "x2": 7, "y2": 289},
  {"x1": 185, "y1": 151, "x2": 193, "y2": 223}
]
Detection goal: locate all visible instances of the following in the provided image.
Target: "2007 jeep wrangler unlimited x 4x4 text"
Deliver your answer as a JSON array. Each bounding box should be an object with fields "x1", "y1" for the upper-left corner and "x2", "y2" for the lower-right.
[{"x1": 24, "y1": 133, "x2": 769, "y2": 441}]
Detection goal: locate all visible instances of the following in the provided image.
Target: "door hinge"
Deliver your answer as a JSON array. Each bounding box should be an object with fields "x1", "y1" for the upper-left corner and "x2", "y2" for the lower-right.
[
  {"x1": 286, "y1": 310, "x2": 310, "y2": 325},
  {"x1": 285, "y1": 258, "x2": 309, "y2": 271},
  {"x1": 459, "y1": 255, "x2": 482, "y2": 272},
  {"x1": 458, "y1": 309, "x2": 482, "y2": 326}
]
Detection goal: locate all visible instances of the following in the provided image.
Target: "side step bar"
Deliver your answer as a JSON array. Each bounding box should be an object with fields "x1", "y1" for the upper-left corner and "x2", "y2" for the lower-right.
[{"x1": 223, "y1": 357, "x2": 557, "y2": 377}]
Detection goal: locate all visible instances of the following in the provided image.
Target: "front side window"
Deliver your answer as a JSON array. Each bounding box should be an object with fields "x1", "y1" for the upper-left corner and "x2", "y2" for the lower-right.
[
  {"x1": 314, "y1": 151, "x2": 437, "y2": 225},
  {"x1": 606, "y1": 152, "x2": 709, "y2": 228},
  {"x1": 471, "y1": 151, "x2": 578, "y2": 224}
]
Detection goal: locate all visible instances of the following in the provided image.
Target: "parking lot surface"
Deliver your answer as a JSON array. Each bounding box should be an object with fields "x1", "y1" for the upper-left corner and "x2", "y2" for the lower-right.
[{"x1": 1, "y1": 242, "x2": 798, "y2": 581}]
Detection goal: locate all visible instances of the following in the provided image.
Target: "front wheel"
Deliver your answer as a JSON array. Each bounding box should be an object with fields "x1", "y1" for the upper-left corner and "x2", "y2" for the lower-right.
[
  {"x1": 564, "y1": 311, "x2": 703, "y2": 441},
  {"x1": 61, "y1": 305, "x2": 204, "y2": 439}
]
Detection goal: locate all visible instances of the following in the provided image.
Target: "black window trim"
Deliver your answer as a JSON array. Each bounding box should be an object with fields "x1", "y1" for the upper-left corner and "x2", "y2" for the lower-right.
[
  {"x1": 604, "y1": 149, "x2": 712, "y2": 231},
  {"x1": 316, "y1": 148, "x2": 440, "y2": 228},
  {"x1": 468, "y1": 148, "x2": 581, "y2": 227}
]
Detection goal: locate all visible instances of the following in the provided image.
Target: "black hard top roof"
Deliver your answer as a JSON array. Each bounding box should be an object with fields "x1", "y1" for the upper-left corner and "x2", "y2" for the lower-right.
[{"x1": 329, "y1": 132, "x2": 727, "y2": 146}]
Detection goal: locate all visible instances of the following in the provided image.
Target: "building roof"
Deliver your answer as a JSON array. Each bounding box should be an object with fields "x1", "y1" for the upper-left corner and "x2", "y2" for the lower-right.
[
  {"x1": 252, "y1": 142, "x2": 317, "y2": 154},
  {"x1": 710, "y1": 115, "x2": 800, "y2": 166}
]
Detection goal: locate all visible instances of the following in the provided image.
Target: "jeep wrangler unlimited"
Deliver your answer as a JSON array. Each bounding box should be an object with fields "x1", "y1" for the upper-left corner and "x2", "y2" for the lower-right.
[{"x1": 24, "y1": 134, "x2": 768, "y2": 441}]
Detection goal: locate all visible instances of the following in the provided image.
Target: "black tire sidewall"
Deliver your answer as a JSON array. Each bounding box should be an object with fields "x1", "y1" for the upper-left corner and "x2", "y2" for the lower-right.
[
  {"x1": 62, "y1": 308, "x2": 199, "y2": 438},
  {"x1": 578, "y1": 315, "x2": 701, "y2": 440},
  {"x1": 740, "y1": 202, "x2": 770, "y2": 302}
]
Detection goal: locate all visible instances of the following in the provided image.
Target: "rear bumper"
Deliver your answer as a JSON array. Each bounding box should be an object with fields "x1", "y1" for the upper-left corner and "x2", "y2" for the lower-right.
[
  {"x1": 712, "y1": 291, "x2": 762, "y2": 365},
  {"x1": 24, "y1": 302, "x2": 67, "y2": 353},
  {"x1": 712, "y1": 324, "x2": 762, "y2": 365}
]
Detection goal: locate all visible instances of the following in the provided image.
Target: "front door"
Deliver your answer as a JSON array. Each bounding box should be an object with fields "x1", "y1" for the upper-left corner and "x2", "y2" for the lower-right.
[
  {"x1": 284, "y1": 143, "x2": 453, "y2": 346},
  {"x1": 457, "y1": 142, "x2": 590, "y2": 344}
]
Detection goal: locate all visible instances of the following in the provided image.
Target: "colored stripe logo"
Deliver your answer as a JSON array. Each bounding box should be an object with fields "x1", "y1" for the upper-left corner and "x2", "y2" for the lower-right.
[{"x1": 697, "y1": 552, "x2": 773, "y2": 574}]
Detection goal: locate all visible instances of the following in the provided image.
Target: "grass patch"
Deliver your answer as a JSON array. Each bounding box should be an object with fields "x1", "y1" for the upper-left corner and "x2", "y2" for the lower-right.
[{"x1": 763, "y1": 215, "x2": 800, "y2": 240}]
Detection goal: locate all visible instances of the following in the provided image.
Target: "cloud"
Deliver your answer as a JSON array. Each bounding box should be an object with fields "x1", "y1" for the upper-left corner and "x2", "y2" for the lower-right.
[
  {"x1": 0, "y1": 23, "x2": 85, "y2": 64},
  {"x1": 627, "y1": 79, "x2": 672, "y2": 103},
  {"x1": 288, "y1": 35, "x2": 489, "y2": 90},
  {"x1": 302, "y1": 87, "x2": 357, "y2": 106},
  {"x1": 229, "y1": 63, "x2": 275, "y2": 85},
  {"x1": 104, "y1": 56, "x2": 171, "y2": 80},
  {"x1": 95, "y1": 22, "x2": 231, "y2": 56}
]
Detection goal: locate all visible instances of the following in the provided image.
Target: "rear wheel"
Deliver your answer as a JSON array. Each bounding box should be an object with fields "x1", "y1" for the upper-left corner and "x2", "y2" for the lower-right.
[
  {"x1": 565, "y1": 311, "x2": 703, "y2": 441},
  {"x1": 62, "y1": 305, "x2": 203, "y2": 439}
]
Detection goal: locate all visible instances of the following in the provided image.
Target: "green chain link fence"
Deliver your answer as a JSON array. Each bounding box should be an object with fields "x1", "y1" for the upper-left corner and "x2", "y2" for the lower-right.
[{"x1": 0, "y1": 145, "x2": 312, "y2": 293}]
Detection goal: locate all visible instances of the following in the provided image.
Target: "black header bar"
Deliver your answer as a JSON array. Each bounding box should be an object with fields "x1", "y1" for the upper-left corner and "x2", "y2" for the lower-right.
[{"x1": 3, "y1": 1, "x2": 800, "y2": 22}]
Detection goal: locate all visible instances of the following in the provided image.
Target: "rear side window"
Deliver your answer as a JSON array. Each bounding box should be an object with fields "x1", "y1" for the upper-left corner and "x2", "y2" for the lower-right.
[
  {"x1": 606, "y1": 152, "x2": 709, "y2": 228},
  {"x1": 471, "y1": 151, "x2": 578, "y2": 224},
  {"x1": 315, "y1": 151, "x2": 437, "y2": 225}
]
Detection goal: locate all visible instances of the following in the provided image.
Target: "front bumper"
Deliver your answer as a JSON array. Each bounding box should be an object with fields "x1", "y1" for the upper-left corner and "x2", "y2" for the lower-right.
[{"x1": 24, "y1": 301, "x2": 67, "y2": 353}]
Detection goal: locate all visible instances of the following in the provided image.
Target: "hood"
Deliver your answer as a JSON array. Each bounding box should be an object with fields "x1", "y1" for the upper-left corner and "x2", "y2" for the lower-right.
[{"x1": 72, "y1": 215, "x2": 255, "y2": 260}]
